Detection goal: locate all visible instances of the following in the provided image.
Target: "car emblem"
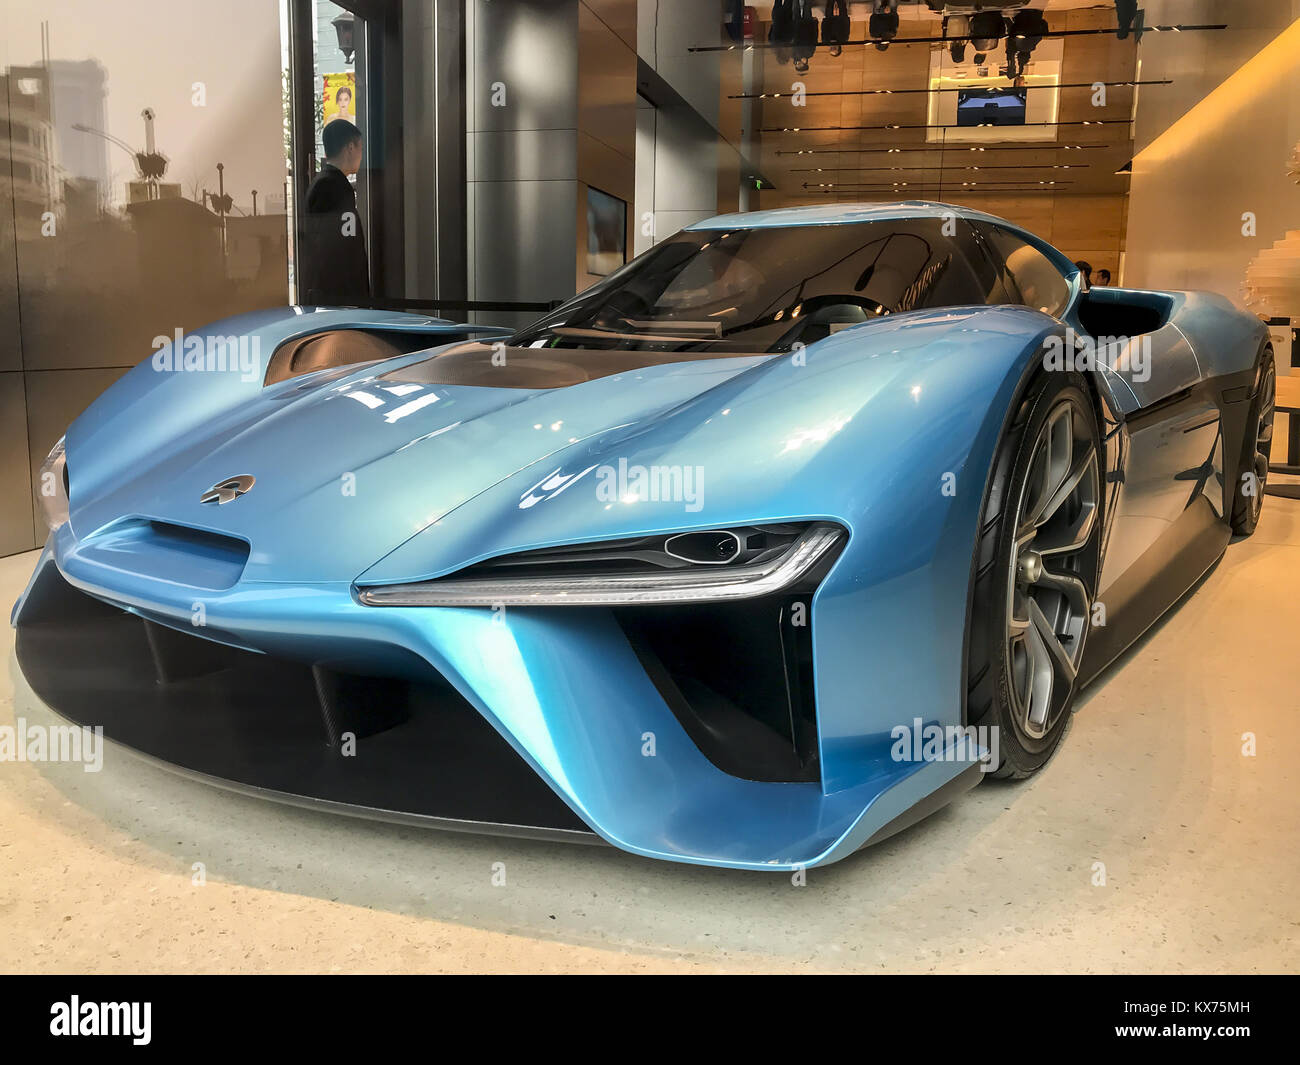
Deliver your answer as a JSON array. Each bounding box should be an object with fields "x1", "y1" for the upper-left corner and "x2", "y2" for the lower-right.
[{"x1": 200, "y1": 475, "x2": 256, "y2": 505}]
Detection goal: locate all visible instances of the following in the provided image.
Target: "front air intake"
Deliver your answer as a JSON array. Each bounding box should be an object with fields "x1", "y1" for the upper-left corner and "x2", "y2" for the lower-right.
[
  {"x1": 616, "y1": 591, "x2": 820, "y2": 783},
  {"x1": 14, "y1": 565, "x2": 593, "y2": 839}
]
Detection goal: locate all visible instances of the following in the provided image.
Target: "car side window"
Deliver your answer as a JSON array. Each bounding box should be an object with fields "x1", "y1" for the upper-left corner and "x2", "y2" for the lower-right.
[
  {"x1": 977, "y1": 224, "x2": 1071, "y2": 317},
  {"x1": 952, "y1": 220, "x2": 1016, "y2": 306},
  {"x1": 766, "y1": 220, "x2": 1003, "y2": 349},
  {"x1": 843, "y1": 220, "x2": 998, "y2": 313}
]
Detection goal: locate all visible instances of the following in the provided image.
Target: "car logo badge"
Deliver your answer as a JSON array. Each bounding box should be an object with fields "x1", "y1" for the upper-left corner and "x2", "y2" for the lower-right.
[{"x1": 200, "y1": 475, "x2": 256, "y2": 505}]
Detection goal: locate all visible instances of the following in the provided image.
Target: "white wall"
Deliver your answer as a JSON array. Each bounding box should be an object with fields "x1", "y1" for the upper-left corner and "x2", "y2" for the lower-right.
[
  {"x1": 1125, "y1": 10, "x2": 1300, "y2": 309},
  {"x1": 1132, "y1": 0, "x2": 1300, "y2": 155}
]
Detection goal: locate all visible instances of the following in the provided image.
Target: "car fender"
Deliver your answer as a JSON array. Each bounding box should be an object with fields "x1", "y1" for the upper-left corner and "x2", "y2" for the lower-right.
[{"x1": 361, "y1": 304, "x2": 1069, "y2": 795}]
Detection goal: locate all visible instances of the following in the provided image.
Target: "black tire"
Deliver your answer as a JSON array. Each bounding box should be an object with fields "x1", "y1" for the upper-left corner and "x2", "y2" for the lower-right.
[
  {"x1": 1229, "y1": 347, "x2": 1276, "y2": 537},
  {"x1": 966, "y1": 371, "x2": 1103, "y2": 779}
]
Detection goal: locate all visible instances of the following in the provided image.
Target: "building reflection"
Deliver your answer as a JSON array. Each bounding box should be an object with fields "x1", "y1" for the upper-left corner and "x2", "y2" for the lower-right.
[
  {"x1": 0, "y1": 8, "x2": 289, "y2": 554},
  {"x1": 1, "y1": 59, "x2": 288, "y2": 363}
]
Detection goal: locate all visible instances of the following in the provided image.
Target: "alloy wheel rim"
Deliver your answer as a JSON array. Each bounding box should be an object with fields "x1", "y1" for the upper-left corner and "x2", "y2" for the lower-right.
[
  {"x1": 1251, "y1": 364, "x2": 1276, "y2": 520},
  {"x1": 1005, "y1": 399, "x2": 1099, "y2": 741}
]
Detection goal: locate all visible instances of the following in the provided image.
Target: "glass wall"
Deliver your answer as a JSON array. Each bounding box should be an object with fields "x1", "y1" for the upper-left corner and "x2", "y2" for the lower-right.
[
  {"x1": 0, "y1": 0, "x2": 289, "y2": 554},
  {"x1": 8, "y1": 2, "x2": 1287, "y2": 557}
]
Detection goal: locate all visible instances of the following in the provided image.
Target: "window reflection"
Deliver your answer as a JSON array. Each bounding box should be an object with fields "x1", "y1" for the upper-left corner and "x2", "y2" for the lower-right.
[{"x1": 512, "y1": 219, "x2": 1019, "y2": 355}]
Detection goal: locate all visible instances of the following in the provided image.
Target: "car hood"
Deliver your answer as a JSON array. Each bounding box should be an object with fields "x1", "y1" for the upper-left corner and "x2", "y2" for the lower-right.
[{"x1": 65, "y1": 348, "x2": 768, "y2": 582}]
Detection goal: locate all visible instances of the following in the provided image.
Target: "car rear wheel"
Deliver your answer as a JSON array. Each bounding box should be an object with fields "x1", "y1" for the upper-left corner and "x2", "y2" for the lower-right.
[
  {"x1": 967, "y1": 372, "x2": 1102, "y2": 779},
  {"x1": 1230, "y1": 348, "x2": 1275, "y2": 537}
]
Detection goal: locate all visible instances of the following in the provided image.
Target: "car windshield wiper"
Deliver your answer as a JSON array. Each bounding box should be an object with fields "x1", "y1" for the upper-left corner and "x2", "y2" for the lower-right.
[
  {"x1": 551, "y1": 324, "x2": 722, "y2": 344},
  {"x1": 620, "y1": 318, "x2": 723, "y2": 338}
]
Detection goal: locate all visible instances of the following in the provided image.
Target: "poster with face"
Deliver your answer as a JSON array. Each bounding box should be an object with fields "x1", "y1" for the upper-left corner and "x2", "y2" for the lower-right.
[{"x1": 322, "y1": 73, "x2": 357, "y2": 126}]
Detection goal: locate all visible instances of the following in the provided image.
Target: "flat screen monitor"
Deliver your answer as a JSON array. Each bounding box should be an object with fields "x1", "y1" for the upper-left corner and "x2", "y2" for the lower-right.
[{"x1": 956, "y1": 87, "x2": 1028, "y2": 127}]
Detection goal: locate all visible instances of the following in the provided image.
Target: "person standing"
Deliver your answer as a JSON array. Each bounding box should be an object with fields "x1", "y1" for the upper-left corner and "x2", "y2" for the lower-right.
[{"x1": 300, "y1": 119, "x2": 370, "y2": 307}]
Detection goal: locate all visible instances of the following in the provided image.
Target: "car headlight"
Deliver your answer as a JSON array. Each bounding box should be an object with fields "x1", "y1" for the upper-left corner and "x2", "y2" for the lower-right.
[
  {"x1": 38, "y1": 436, "x2": 69, "y2": 532},
  {"x1": 357, "y1": 522, "x2": 846, "y2": 607}
]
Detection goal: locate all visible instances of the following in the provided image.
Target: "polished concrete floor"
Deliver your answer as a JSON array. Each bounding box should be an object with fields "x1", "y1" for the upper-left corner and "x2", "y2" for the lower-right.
[{"x1": 2, "y1": 501, "x2": 1298, "y2": 974}]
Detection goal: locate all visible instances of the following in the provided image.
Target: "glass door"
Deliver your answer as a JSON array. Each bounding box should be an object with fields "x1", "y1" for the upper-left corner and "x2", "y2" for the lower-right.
[{"x1": 286, "y1": 0, "x2": 402, "y2": 304}]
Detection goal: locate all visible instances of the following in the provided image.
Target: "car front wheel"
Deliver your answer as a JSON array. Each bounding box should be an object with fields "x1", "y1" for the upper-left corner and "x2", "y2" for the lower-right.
[{"x1": 967, "y1": 371, "x2": 1103, "y2": 779}]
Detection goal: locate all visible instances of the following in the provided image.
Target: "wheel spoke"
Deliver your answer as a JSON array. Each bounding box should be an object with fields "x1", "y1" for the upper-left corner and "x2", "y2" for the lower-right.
[
  {"x1": 1007, "y1": 632, "x2": 1031, "y2": 721},
  {"x1": 1022, "y1": 407, "x2": 1074, "y2": 528},
  {"x1": 1035, "y1": 443, "x2": 1096, "y2": 529},
  {"x1": 1029, "y1": 596, "x2": 1078, "y2": 686},
  {"x1": 1036, "y1": 566, "x2": 1091, "y2": 624},
  {"x1": 1008, "y1": 584, "x2": 1030, "y2": 634},
  {"x1": 1022, "y1": 601, "x2": 1060, "y2": 732},
  {"x1": 1035, "y1": 497, "x2": 1097, "y2": 557}
]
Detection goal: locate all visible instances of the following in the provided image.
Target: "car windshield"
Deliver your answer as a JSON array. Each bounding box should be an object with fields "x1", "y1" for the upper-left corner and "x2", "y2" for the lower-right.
[{"x1": 510, "y1": 219, "x2": 1008, "y2": 354}]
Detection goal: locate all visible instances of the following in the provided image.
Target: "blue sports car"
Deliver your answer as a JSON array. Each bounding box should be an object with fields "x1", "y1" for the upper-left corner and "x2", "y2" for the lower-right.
[{"x1": 12, "y1": 203, "x2": 1276, "y2": 871}]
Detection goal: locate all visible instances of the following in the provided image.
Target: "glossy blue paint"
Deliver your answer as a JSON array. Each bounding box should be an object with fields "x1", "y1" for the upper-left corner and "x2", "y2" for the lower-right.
[
  {"x1": 15, "y1": 537, "x2": 985, "y2": 869},
  {"x1": 13, "y1": 299, "x2": 1054, "y2": 869},
  {"x1": 358, "y1": 305, "x2": 1062, "y2": 804},
  {"x1": 1060, "y1": 288, "x2": 1267, "y2": 414},
  {"x1": 10, "y1": 203, "x2": 1270, "y2": 870}
]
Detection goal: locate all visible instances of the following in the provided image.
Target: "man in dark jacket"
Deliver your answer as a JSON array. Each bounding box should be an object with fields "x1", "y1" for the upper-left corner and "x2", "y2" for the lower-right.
[{"x1": 300, "y1": 119, "x2": 370, "y2": 306}]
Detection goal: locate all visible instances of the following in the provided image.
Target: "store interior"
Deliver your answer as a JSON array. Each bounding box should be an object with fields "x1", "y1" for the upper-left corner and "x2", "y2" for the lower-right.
[{"x1": 1, "y1": 0, "x2": 1297, "y2": 973}]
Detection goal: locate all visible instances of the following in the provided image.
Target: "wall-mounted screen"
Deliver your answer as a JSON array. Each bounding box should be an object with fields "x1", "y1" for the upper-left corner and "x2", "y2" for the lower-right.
[
  {"x1": 586, "y1": 186, "x2": 627, "y2": 276},
  {"x1": 956, "y1": 87, "x2": 1028, "y2": 127}
]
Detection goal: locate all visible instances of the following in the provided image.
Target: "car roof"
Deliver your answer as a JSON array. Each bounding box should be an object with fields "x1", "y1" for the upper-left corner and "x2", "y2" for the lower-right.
[
  {"x1": 690, "y1": 200, "x2": 1007, "y2": 231},
  {"x1": 686, "y1": 200, "x2": 1079, "y2": 279}
]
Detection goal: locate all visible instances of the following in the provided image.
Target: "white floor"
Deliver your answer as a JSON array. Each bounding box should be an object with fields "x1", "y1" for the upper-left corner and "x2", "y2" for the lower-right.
[{"x1": 2, "y1": 502, "x2": 1298, "y2": 974}]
